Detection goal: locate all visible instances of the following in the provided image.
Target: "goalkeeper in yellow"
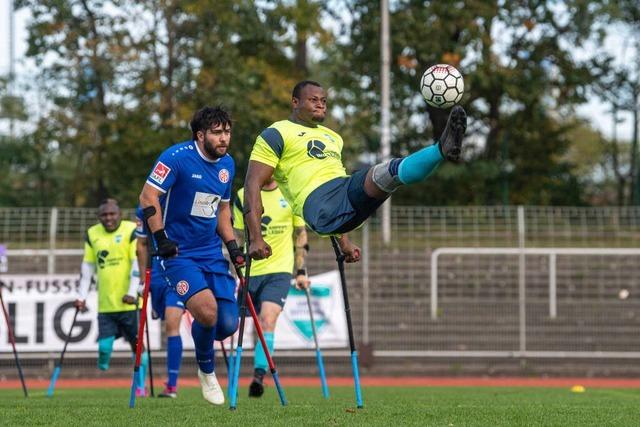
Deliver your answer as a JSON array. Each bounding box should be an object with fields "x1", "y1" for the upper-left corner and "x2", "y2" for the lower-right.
[
  {"x1": 233, "y1": 176, "x2": 309, "y2": 398},
  {"x1": 244, "y1": 80, "x2": 467, "y2": 261},
  {"x1": 73, "y1": 198, "x2": 148, "y2": 397}
]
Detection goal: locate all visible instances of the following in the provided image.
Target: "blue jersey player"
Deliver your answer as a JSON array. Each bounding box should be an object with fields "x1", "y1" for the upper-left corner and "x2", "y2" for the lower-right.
[
  {"x1": 139, "y1": 106, "x2": 245, "y2": 406},
  {"x1": 135, "y1": 207, "x2": 185, "y2": 398}
]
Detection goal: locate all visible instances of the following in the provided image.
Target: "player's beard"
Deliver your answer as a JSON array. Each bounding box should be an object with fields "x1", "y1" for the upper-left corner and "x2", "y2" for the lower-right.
[
  {"x1": 312, "y1": 111, "x2": 326, "y2": 123},
  {"x1": 204, "y1": 141, "x2": 227, "y2": 159},
  {"x1": 312, "y1": 114, "x2": 325, "y2": 123},
  {"x1": 101, "y1": 218, "x2": 120, "y2": 233}
]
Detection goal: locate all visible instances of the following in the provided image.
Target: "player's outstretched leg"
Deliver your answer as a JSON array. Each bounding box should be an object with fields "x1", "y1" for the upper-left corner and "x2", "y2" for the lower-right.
[
  {"x1": 436, "y1": 105, "x2": 467, "y2": 162},
  {"x1": 371, "y1": 105, "x2": 467, "y2": 192}
]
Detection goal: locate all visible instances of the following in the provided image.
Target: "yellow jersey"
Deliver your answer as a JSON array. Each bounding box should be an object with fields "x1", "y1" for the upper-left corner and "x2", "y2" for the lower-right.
[
  {"x1": 83, "y1": 220, "x2": 137, "y2": 313},
  {"x1": 233, "y1": 186, "x2": 306, "y2": 276},
  {"x1": 249, "y1": 120, "x2": 347, "y2": 218}
]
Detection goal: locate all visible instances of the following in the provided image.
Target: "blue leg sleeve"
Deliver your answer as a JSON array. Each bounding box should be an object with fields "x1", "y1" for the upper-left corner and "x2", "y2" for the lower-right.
[
  {"x1": 97, "y1": 336, "x2": 115, "y2": 371},
  {"x1": 398, "y1": 143, "x2": 444, "y2": 185},
  {"x1": 254, "y1": 331, "x2": 274, "y2": 372},
  {"x1": 137, "y1": 351, "x2": 149, "y2": 389}
]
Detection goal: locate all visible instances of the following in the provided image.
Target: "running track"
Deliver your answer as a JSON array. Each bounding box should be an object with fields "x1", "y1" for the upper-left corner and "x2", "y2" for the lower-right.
[{"x1": 2, "y1": 377, "x2": 640, "y2": 389}]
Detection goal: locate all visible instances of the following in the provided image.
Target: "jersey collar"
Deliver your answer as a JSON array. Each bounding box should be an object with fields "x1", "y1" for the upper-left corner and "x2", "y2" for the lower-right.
[
  {"x1": 195, "y1": 141, "x2": 221, "y2": 163},
  {"x1": 287, "y1": 119, "x2": 319, "y2": 129}
]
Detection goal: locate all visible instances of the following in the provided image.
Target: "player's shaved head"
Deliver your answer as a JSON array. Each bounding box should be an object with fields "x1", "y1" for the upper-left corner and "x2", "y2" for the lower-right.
[
  {"x1": 99, "y1": 198, "x2": 119, "y2": 211},
  {"x1": 292, "y1": 80, "x2": 323, "y2": 100},
  {"x1": 191, "y1": 106, "x2": 232, "y2": 140},
  {"x1": 98, "y1": 198, "x2": 121, "y2": 232},
  {"x1": 291, "y1": 81, "x2": 327, "y2": 125}
]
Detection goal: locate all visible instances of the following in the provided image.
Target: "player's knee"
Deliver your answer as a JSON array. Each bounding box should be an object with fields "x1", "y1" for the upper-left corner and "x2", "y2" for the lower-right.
[
  {"x1": 197, "y1": 310, "x2": 217, "y2": 328},
  {"x1": 372, "y1": 159, "x2": 403, "y2": 193},
  {"x1": 260, "y1": 314, "x2": 278, "y2": 332},
  {"x1": 166, "y1": 321, "x2": 181, "y2": 336},
  {"x1": 165, "y1": 308, "x2": 183, "y2": 336},
  {"x1": 214, "y1": 304, "x2": 238, "y2": 340}
]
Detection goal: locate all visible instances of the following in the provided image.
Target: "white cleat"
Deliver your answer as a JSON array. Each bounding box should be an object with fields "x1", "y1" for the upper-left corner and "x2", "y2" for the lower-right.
[{"x1": 198, "y1": 370, "x2": 225, "y2": 405}]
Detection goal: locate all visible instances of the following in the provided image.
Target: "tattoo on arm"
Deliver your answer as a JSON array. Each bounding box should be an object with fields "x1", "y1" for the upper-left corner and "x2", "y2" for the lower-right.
[{"x1": 294, "y1": 227, "x2": 308, "y2": 270}]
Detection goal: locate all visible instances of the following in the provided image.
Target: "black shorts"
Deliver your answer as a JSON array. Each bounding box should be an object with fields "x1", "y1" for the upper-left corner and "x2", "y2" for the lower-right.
[
  {"x1": 303, "y1": 167, "x2": 385, "y2": 235},
  {"x1": 97, "y1": 311, "x2": 138, "y2": 348}
]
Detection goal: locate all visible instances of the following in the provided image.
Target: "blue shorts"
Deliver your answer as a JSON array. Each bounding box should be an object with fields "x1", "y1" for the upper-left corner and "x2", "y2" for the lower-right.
[
  {"x1": 150, "y1": 269, "x2": 184, "y2": 320},
  {"x1": 162, "y1": 256, "x2": 236, "y2": 304},
  {"x1": 243, "y1": 272, "x2": 292, "y2": 312},
  {"x1": 303, "y1": 167, "x2": 385, "y2": 235}
]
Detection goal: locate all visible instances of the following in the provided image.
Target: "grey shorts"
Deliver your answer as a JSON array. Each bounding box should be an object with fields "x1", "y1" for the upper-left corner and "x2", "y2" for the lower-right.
[{"x1": 242, "y1": 272, "x2": 293, "y2": 312}]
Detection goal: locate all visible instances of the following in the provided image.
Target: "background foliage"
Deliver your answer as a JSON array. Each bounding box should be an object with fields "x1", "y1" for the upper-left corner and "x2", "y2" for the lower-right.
[{"x1": 2, "y1": 0, "x2": 639, "y2": 207}]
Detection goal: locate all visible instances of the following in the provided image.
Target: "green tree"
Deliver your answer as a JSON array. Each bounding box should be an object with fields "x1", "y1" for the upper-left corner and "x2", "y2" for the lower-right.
[{"x1": 323, "y1": 0, "x2": 614, "y2": 205}]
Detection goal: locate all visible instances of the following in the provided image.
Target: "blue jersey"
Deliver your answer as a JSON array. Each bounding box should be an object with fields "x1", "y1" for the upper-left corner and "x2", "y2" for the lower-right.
[{"x1": 145, "y1": 140, "x2": 235, "y2": 263}]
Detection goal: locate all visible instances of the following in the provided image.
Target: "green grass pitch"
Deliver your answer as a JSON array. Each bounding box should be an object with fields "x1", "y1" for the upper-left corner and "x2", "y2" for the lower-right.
[{"x1": 2, "y1": 386, "x2": 640, "y2": 426}]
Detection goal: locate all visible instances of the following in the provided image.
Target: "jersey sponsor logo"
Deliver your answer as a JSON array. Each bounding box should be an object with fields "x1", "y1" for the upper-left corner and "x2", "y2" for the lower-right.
[
  {"x1": 261, "y1": 215, "x2": 287, "y2": 236},
  {"x1": 115, "y1": 234, "x2": 122, "y2": 243},
  {"x1": 190, "y1": 192, "x2": 222, "y2": 218},
  {"x1": 260, "y1": 216, "x2": 272, "y2": 236},
  {"x1": 219, "y1": 169, "x2": 230, "y2": 183},
  {"x1": 191, "y1": 173, "x2": 202, "y2": 179},
  {"x1": 279, "y1": 198, "x2": 288, "y2": 208},
  {"x1": 97, "y1": 250, "x2": 109, "y2": 269},
  {"x1": 150, "y1": 161, "x2": 171, "y2": 184},
  {"x1": 307, "y1": 140, "x2": 340, "y2": 160},
  {"x1": 176, "y1": 280, "x2": 189, "y2": 296}
]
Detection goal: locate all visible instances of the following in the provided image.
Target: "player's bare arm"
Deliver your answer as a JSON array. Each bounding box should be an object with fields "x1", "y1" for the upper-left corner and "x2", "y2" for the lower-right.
[
  {"x1": 233, "y1": 227, "x2": 245, "y2": 248},
  {"x1": 135, "y1": 236, "x2": 148, "y2": 279},
  {"x1": 218, "y1": 201, "x2": 245, "y2": 268},
  {"x1": 139, "y1": 184, "x2": 164, "y2": 232},
  {"x1": 121, "y1": 236, "x2": 147, "y2": 306},
  {"x1": 293, "y1": 226, "x2": 311, "y2": 289},
  {"x1": 245, "y1": 160, "x2": 275, "y2": 260},
  {"x1": 139, "y1": 183, "x2": 178, "y2": 258}
]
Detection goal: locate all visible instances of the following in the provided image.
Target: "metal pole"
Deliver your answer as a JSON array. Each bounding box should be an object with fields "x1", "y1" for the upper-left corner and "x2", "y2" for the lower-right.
[
  {"x1": 48, "y1": 208, "x2": 58, "y2": 274},
  {"x1": 549, "y1": 253, "x2": 556, "y2": 319},
  {"x1": 362, "y1": 222, "x2": 370, "y2": 344},
  {"x1": 380, "y1": 0, "x2": 391, "y2": 245},
  {"x1": 9, "y1": 0, "x2": 15, "y2": 138},
  {"x1": 517, "y1": 206, "x2": 526, "y2": 353}
]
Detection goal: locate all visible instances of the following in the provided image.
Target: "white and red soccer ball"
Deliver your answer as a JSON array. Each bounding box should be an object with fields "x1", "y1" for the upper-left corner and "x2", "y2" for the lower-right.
[{"x1": 420, "y1": 64, "x2": 464, "y2": 109}]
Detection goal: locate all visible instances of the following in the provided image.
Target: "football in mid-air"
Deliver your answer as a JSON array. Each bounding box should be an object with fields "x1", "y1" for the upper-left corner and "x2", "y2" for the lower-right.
[{"x1": 420, "y1": 64, "x2": 464, "y2": 108}]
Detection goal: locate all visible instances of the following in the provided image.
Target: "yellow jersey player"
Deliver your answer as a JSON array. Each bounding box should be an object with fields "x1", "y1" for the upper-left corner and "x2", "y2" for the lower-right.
[
  {"x1": 244, "y1": 80, "x2": 466, "y2": 262},
  {"x1": 74, "y1": 198, "x2": 148, "y2": 397},
  {"x1": 233, "y1": 176, "x2": 309, "y2": 398}
]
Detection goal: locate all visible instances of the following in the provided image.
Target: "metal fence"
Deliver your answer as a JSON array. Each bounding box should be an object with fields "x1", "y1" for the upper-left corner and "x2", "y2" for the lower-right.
[{"x1": 1, "y1": 206, "x2": 640, "y2": 367}]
